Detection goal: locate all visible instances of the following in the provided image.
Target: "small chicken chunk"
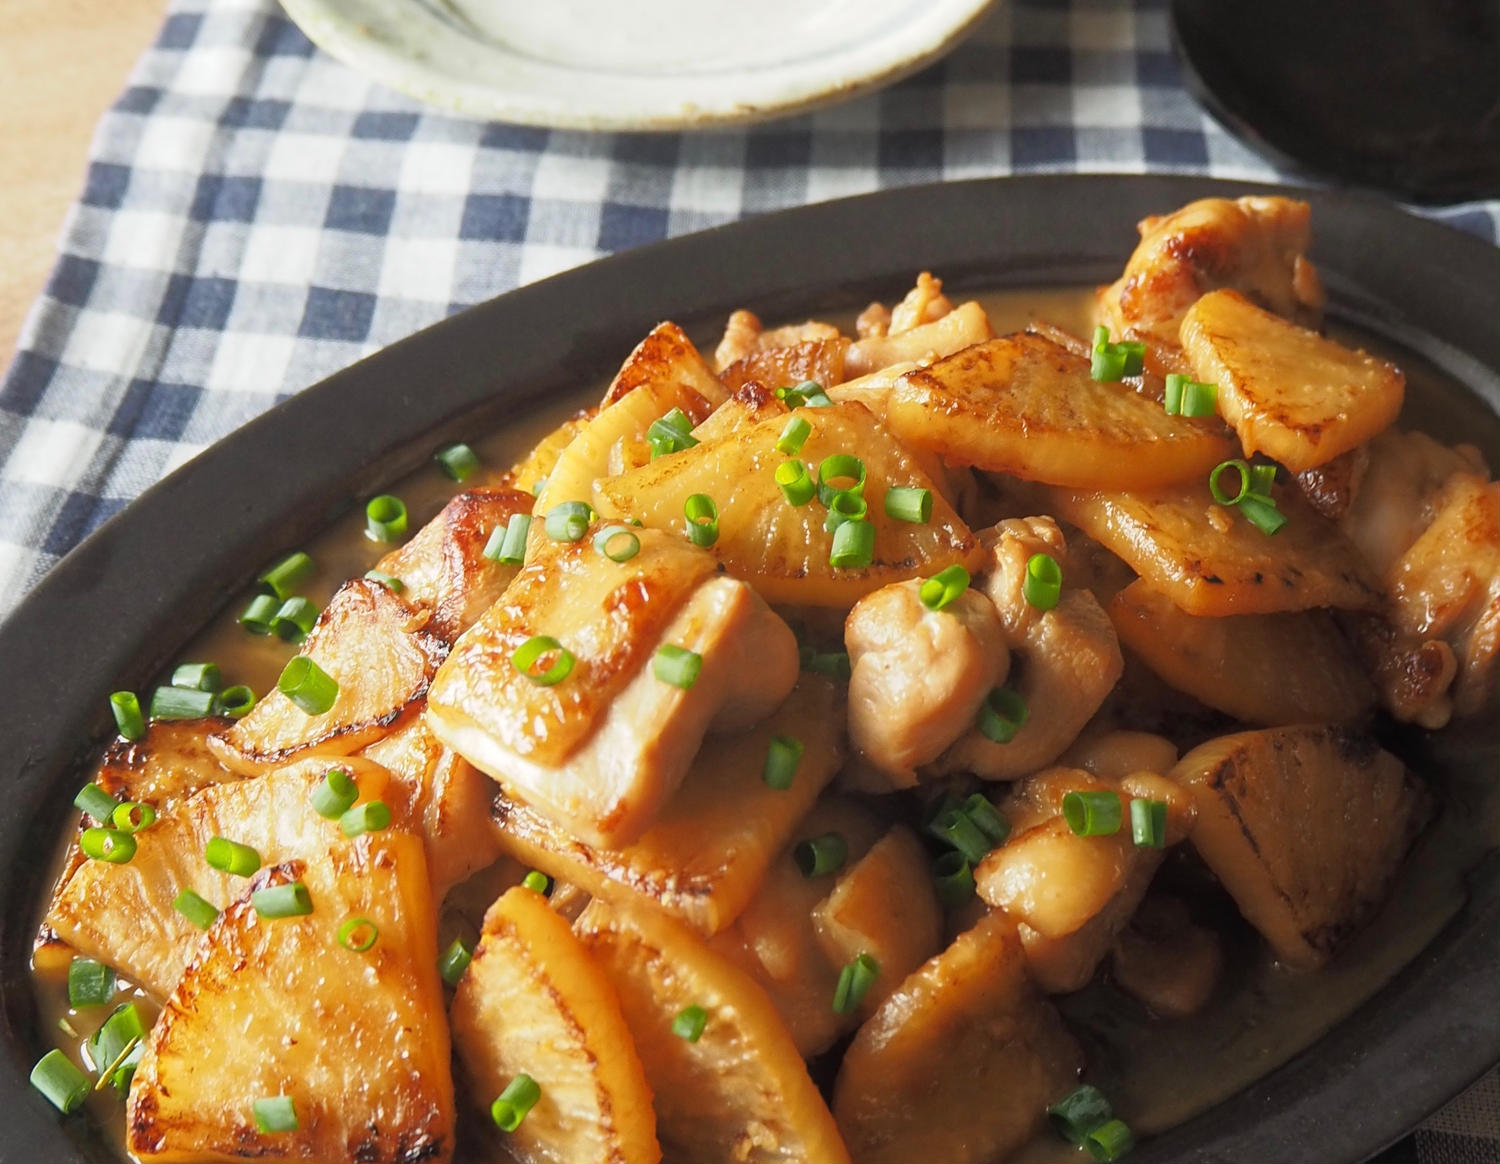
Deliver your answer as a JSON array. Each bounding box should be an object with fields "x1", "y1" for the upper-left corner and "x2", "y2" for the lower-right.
[
  {"x1": 844, "y1": 301, "x2": 994, "y2": 378},
  {"x1": 1110, "y1": 895, "x2": 1225, "y2": 1019},
  {"x1": 889, "y1": 271, "x2": 956, "y2": 334}
]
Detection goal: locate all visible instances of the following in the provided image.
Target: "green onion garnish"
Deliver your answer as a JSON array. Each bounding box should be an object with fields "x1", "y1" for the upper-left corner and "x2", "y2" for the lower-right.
[
  {"x1": 439, "y1": 938, "x2": 473, "y2": 987},
  {"x1": 823, "y1": 490, "x2": 868, "y2": 533},
  {"x1": 170, "y1": 662, "x2": 221, "y2": 692},
  {"x1": 962, "y1": 793, "x2": 1011, "y2": 845},
  {"x1": 252, "y1": 881, "x2": 313, "y2": 919},
  {"x1": 270, "y1": 597, "x2": 318, "y2": 643},
  {"x1": 776, "y1": 416, "x2": 811, "y2": 455},
  {"x1": 364, "y1": 568, "x2": 404, "y2": 592},
  {"x1": 1238, "y1": 494, "x2": 1288, "y2": 535},
  {"x1": 1063, "y1": 790, "x2": 1123, "y2": 837},
  {"x1": 804, "y1": 650, "x2": 852, "y2": 680},
  {"x1": 884, "y1": 486, "x2": 933, "y2": 524},
  {"x1": 205, "y1": 836, "x2": 262, "y2": 877},
  {"x1": 173, "y1": 889, "x2": 219, "y2": 930},
  {"x1": 1023, "y1": 552, "x2": 1063, "y2": 611},
  {"x1": 239, "y1": 593, "x2": 280, "y2": 635},
  {"x1": 1164, "y1": 374, "x2": 1219, "y2": 418},
  {"x1": 108, "y1": 691, "x2": 145, "y2": 741},
  {"x1": 150, "y1": 685, "x2": 216, "y2": 720},
  {"x1": 545, "y1": 501, "x2": 593, "y2": 543},
  {"x1": 74, "y1": 783, "x2": 119, "y2": 824},
  {"x1": 258, "y1": 551, "x2": 314, "y2": 601},
  {"x1": 933, "y1": 851, "x2": 976, "y2": 907},
  {"x1": 672, "y1": 1005, "x2": 708, "y2": 1043},
  {"x1": 339, "y1": 800, "x2": 392, "y2": 838},
  {"x1": 481, "y1": 514, "x2": 528, "y2": 566},
  {"x1": 829, "y1": 518, "x2": 875, "y2": 569},
  {"x1": 312, "y1": 768, "x2": 359, "y2": 819},
  {"x1": 653, "y1": 644, "x2": 702, "y2": 690},
  {"x1": 67, "y1": 957, "x2": 115, "y2": 1009},
  {"x1": 593, "y1": 524, "x2": 641, "y2": 563},
  {"x1": 491, "y1": 1073, "x2": 541, "y2": 1132},
  {"x1": 111, "y1": 801, "x2": 157, "y2": 834},
  {"x1": 512, "y1": 635, "x2": 575, "y2": 686},
  {"x1": 1130, "y1": 798, "x2": 1167, "y2": 849},
  {"x1": 366, "y1": 495, "x2": 408, "y2": 542},
  {"x1": 976, "y1": 686, "x2": 1028, "y2": 743},
  {"x1": 648, "y1": 409, "x2": 699, "y2": 459},
  {"x1": 522, "y1": 870, "x2": 552, "y2": 895},
  {"x1": 1163, "y1": 373, "x2": 1185, "y2": 415},
  {"x1": 253, "y1": 1095, "x2": 299, "y2": 1134},
  {"x1": 793, "y1": 832, "x2": 848, "y2": 877},
  {"x1": 919, "y1": 564, "x2": 970, "y2": 612},
  {"x1": 684, "y1": 493, "x2": 719, "y2": 548},
  {"x1": 1085, "y1": 1119, "x2": 1135, "y2": 1162},
  {"x1": 337, "y1": 917, "x2": 379, "y2": 952},
  {"x1": 1209, "y1": 459, "x2": 1286, "y2": 534},
  {"x1": 776, "y1": 459, "x2": 816, "y2": 506},
  {"x1": 87, "y1": 1003, "x2": 146, "y2": 1085},
  {"x1": 779, "y1": 381, "x2": 833, "y2": 409},
  {"x1": 215, "y1": 685, "x2": 256, "y2": 718},
  {"x1": 30, "y1": 1049, "x2": 91, "y2": 1114},
  {"x1": 817, "y1": 454, "x2": 866, "y2": 506},
  {"x1": 1048, "y1": 1084, "x2": 1115, "y2": 1146},
  {"x1": 832, "y1": 953, "x2": 880, "y2": 1015},
  {"x1": 931, "y1": 808, "x2": 992, "y2": 865},
  {"x1": 762, "y1": 734, "x2": 804, "y2": 790},
  {"x1": 1249, "y1": 463, "x2": 1277, "y2": 495},
  {"x1": 1208, "y1": 459, "x2": 1252, "y2": 506},
  {"x1": 277, "y1": 657, "x2": 338, "y2": 715},
  {"x1": 436, "y1": 443, "x2": 480, "y2": 482},
  {"x1": 1090, "y1": 326, "x2": 1145, "y2": 380},
  {"x1": 80, "y1": 827, "x2": 136, "y2": 864}
]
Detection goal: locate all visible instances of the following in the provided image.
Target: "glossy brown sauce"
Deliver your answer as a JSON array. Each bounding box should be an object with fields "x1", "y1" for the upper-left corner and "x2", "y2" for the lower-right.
[{"x1": 31, "y1": 286, "x2": 1500, "y2": 1162}]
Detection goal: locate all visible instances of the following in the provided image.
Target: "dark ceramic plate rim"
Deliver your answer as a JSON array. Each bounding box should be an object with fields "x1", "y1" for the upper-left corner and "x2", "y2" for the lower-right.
[{"x1": 1, "y1": 175, "x2": 1497, "y2": 1164}]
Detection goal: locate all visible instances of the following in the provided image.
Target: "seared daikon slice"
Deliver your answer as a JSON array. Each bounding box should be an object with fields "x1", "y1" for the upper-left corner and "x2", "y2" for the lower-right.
[
  {"x1": 96, "y1": 718, "x2": 239, "y2": 803},
  {"x1": 599, "y1": 320, "x2": 727, "y2": 409},
  {"x1": 689, "y1": 379, "x2": 789, "y2": 444}
]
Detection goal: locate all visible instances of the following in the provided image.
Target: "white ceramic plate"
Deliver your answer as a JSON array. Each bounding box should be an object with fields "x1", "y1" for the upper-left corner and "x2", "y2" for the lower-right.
[{"x1": 275, "y1": 0, "x2": 1000, "y2": 130}]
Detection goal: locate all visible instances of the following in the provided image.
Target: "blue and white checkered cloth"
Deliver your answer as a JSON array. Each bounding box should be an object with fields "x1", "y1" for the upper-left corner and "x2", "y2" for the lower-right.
[{"x1": 0, "y1": 1, "x2": 1496, "y2": 1153}]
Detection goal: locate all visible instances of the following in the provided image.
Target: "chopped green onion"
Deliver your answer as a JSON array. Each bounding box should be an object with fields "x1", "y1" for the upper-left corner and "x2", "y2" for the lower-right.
[
  {"x1": 239, "y1": 593, "x2": 280, "y2": 634},
  {"x1": 778, "y1": 381, "x2": 833, "y2": 408},
  {"x1": 170, "y1": 662, "x2": 222, "y2": 692},
  {"x1": 831, "y1": 953, "x2": 880, "y2": 1015},
  {"x1": 439, "y1": 938, "x2": 473, "y2": 986},
  {"x1": 1023, "y1": 552, "x2": 1063, "y2": 611},
  {"x1": 512, "y1": 635, "x2": 575, "y2": 686},
  {"x1": 485, "y1": 512, "x2": 532, "y2": 565},
  {"x1": 648, "y1": 409, "x2": 699, "y2": 458},
  {"x1": 252, "y1": 881, "x2": 313, "y2": 919},
  {"x1": 1183, "y1": 379, "x2": 1218, "y2": 417},
  {"x1": 1062, "y1": 790, "x2": 1124, "y2": 837},
  {"x1": 823, "y1": 490, "x2": 868, "y2": 533},
  {"x1": 976, "y1": 686, "x2": 1028, "y2": 744},
  {"x1": 150, "y1": 685, "x2": 215, "y2": 721},
  {"x1": 1130, "y1": 798, "x2": 1168, "y2": 849},
  {"x1": 593, "y1": 524, "x2": 641, "y2": 563},
  {"x1": 312, "y1": 768, "x2": 359, "y2": 819},
  {"x1": 763, "y1": 734, "x2": 804, "y2": 790},
  {"x1": 919, "y1": 564, "x2": 970, "y2": 612},
  {"x1": 1090, "y1": 326, "x2": 1145, "y2": 380},
  {"x1": 1048, "y1": 1084, "x2": 1115, "y2": 1146},
  {"x1": 364, "y1": 568, "x2": 404, "y2": 592},
  {"x1": 87, "y1": 1003, "x2": 146, "y2": 1082},
  {"x1": 962, "y1": 793, "x2": 1011, "y2": 846},
  {"x1": 109, "y1": 691, "x2": 145, "y2": 741},
  {"x1": 205, "y1": 836, "x2": 262, "y2": 877},
  {"x1": 805, "y1": 650, "x2": 852, "y2": 680},
  {"x1": 776, "y1": 416, "x2": 811, "y2": 455},
  {"x1": 522, "y1": 870, "x2": 552, "y2": 895},
  {"x1": 1164, "y1": 373, "x2": 1185, "y2": 415},
  {"x1": 337, "y1": 917, "x2": 379, "y2": 952},
  {"x1": 270, "y1": 597, "x2": 318, "y2": 643},
  {"x1": 531, "y1": 477, "x2": 547, "y2": 497},
  {"x1": 436, "y1": 442, "x2": 480, "y2": 482},
  {"x1": 75, "y1": 783, "x2": 119, "y2": 824},
  {"x1": 339, "y1": 800, "x2": 392, "y2": 838},
  {"x1": 491, "y1": 1073, "x2": 541, "y2": 1132},
  {"x1": 793, "y1": 832, "x2": 848, "y2": 877},
  {"x1": 111, "y1": 801, "x2": 157, "y2": 834},
  {"x1": 215, "y1": 685, "x2": 257, "y2": 718},
  {"x1": 173, "y1": 889, "x2": 219, "y2": 930},
  {"x1": 1208, "y1": 459, "x2": 1252, "y2": 506},
  {"x1": 1085, "y1": 1119, "x2": 1135, "y2": 1162},
  {"x1": 684, "y1": 493, "x2": 719, "y2": 548},
  {"x1": 545, "y1": 501, "x2": 593, "y2": 543},
  {"x1": 258, "y1": 552, "x2": 314, "y2": 601},
  {"x1": 884, "y1": 486, "x2": 933, "y2": 524},
  {"x1": 672, "y1": 1004, "x2": 708, "y2": 1043},
  {"x1": 653, "y1": 644, "x2": 702, "y2": 690},
  {"x1": 1238, "y1": 494, "x2": 1288, "y2": 535},
  {"x1": 933, "y1": 851, "x2": 976, "y2": 907},
  {"x1": 80, "y1": 827, "x2": 136, "y2": 864},
  {"x1": 30, "y1": 1049, "x2": 91, "y2": 1114},
  {"x1": 67, "y1": 957, "x2": 115, "y2": 1009},
  {"x1": 1249, "y1": 463, "x2": 1277, "y2": 495},
  {"x1": 776, "y1": 459, "x2": 816, "y2": 506},
  {"x1": 277, "y1": 657, "x2": 339, "y2": 715},
  {"x1": 816, "y1": 454, "x2": 867, "y2": 505},
  {"x1": 366, "y1": 494, "x2": 408, "y2": 542},
  {"x1": 98, "y1": 1038, "x2": 142, "y2": 1094},
  {"x1": 253, "y1": 1095, "x2": 299, "y2": 1134},
  {"x1": 931, "y1": 808, "x2": 992, "y2": 865},
  {"x1": 829, "y1": 518, "x2": 875, "y2": 569}
]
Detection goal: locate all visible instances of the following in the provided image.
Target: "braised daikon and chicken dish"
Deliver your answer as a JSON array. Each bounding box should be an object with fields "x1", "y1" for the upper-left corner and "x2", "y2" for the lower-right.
[{"x1": 29, "y1": 196, "x2": 1500, "y2": 1163}]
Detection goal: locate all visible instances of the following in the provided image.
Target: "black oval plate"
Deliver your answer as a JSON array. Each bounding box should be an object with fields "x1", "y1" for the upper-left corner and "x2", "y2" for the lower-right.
[{"x1": 2, "y1": 175, "x2": 1497, "y2": 1164}]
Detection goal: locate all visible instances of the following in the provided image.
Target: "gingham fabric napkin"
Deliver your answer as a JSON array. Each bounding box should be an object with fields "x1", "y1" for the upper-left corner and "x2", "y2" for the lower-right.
[{"x1": 0, "y1": 0, "x2": 1495, "y2": 1158}]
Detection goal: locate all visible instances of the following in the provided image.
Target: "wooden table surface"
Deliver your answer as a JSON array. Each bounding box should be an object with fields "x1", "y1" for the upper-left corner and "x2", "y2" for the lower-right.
[{"x1": 1, "y1": 0, "x2": 165, "y2": 370}]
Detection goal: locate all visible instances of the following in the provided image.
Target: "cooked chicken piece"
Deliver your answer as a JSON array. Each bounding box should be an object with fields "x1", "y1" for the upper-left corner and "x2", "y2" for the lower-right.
[
  {"x1": 577, "y1": 899, "x2": 851, "y2": 1164},
  {"x1": 489, "y1": 676, "x2": 844, "y2": 936},
  {"x1": 508, "y1": 409, "x2": 593, "y2": 496},
  {"x1": 430, "y1": 529, "x2": 798, "y2": 847},
  {"x1": 889, "y1": 272, "x2": 956, "y2": 334},
  {"x1": 713, "y1": 310, "x2": 845, "y2": 372},
  {"x1": 373, "y1": 487, "x2": 534, "y2": 642},
  {"x1": 210, "y1": 580, "x2": 447, "y2": 777},
  {"x1": 1295, "y1": 444, "x2": 1369, "y2": 520},
  {"x1": 844, "y1": 580, "x2": 1009, "y2": 789},
  {"x1": 127, "y1": 840, "x2": 454, "y2": 1164},
  {"x1": 1181, "y1": 289, "x2": 1404, "y2": 472},
  {"x1": 1095, "y1": 196, "x2": 1325, "y2": 376},
  {"x1": 855, "y1": 301, "x2": 892, "y2": 339},
  {"x1": 1169, "y1": 725, "x2": 1428, "y2": 969},
  {"x1": 95, "y1": 718, "x2": 239, "y2": 803},
  {"x1": 833, "y1": 911, "x2": 1081, "y2": 1164},
  {"x1": 719, "y1": 338, "x2": 850, "y2": 396},
  {"x1": 450, "y1": 887, "x2": 660, "y2": 1164},
  {"x1": 888, "y1": 331, "x2": 1235, "y2": 490},
  {"x1": 939, "y1": 518, "x2": 1124, "y2": 780},
  {"x1": 602, "y1": 320, "x2": 728, "y2": 409},
  {"x1": 975, "y1": 768, "x2": 1194, "y2": 992},
  {"x1": 844, "y1": 301, "x2": 994, "y2": 378},
  {"x1": 1110, "y1": 895, "x2": 1224, "y2": 1019},
  {"x1": 1060, "y1": 729, "x2": 1178, "y2": 782},
  {"x1": 714, "y1": 309, "x2": 763, "y2": 370},
  {"x1": 690, "y1": 379, "x2": 789, "y2": 444}
]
